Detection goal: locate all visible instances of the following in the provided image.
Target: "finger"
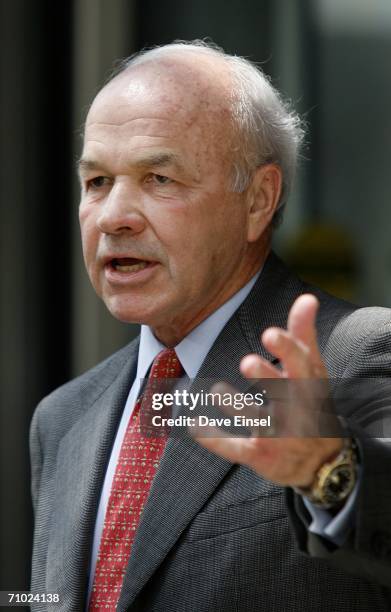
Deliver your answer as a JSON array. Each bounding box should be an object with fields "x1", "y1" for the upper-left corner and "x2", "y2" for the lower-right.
[
  {"x1": 240, "y1": 353, "x2": 282, "y2": 379},
  {"x1": 262, "y1": 328, "x2": 311, "y2": 378},
  {"x1": 287, "y1": 294, "x2": 323, "y2": 367}
]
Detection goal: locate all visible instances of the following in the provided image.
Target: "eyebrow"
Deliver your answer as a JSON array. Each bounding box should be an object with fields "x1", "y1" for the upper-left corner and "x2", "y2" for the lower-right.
[{"x1": 77, "y1": 152, "x2": 186, "y2": 176}]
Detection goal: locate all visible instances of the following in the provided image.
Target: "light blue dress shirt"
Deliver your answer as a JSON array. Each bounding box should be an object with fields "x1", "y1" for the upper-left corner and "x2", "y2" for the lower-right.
[{"x1": 87, "y1": 268, "x2": 358, "y2": 600}]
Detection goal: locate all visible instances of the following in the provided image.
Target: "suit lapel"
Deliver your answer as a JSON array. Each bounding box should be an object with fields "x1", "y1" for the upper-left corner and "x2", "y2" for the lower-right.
[
  {"x1": 46, "y1": 340, "x2": 139, "y2": 611},
  {"x1": 237, "y1": 251, "x2": 305, "y2": 356}
]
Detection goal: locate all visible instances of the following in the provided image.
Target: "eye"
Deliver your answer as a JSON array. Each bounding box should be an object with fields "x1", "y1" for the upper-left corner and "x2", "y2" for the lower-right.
[
  {"x1": 86, "y1": 176, "x2": 111, "y2": 190},
  {"x1": 150, "y1": 174, "x2": 173, "y2": 185}
]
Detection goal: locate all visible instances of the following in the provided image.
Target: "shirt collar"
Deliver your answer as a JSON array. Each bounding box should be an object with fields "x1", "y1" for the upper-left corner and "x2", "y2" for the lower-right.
[{"x1": 137, "y1": 268, "x2": 261, "y2": 380}]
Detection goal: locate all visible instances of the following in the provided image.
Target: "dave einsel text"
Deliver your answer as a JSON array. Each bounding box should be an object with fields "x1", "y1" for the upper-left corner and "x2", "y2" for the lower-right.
[
  {"x1": 151, "y1": 389, "x2": 265, "y2": 411},
  {"x1": 152, "y1": 415, "x2": 272, "y2": 428}
]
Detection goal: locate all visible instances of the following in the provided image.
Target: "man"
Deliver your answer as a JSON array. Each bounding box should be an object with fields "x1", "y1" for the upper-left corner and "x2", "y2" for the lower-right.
[{"x1": 30, "y1": 41, "x2": 391, "y2": 611}]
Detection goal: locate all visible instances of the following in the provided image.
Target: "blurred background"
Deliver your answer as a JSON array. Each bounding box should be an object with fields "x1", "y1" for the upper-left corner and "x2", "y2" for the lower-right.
[{"x1": 1, "y1": 0, "x2": 391, "y2": 592}]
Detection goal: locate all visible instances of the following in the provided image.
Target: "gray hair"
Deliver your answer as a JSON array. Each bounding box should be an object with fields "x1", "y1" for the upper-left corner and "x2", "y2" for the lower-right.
[{"x1": 112, "y1": 40, "x2": 305, "y2": 228}]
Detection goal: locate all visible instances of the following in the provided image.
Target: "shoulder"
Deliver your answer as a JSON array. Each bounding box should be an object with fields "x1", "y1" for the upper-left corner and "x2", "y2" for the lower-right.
[
  {"x1": 323, "y1": 304, "x2": 391, "y2": 376},
  {"x1": 298, "y1": 277, "x2": 391, "y2": 374},
  {"x1": 31, "y1": 338, "x2": 139, "y2": 442}
]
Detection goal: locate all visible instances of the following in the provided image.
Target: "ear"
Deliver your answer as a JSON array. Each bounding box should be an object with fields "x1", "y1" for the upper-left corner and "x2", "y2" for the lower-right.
[{"x1": 246, "y1": 163, "x2": 282, "y2": 242}]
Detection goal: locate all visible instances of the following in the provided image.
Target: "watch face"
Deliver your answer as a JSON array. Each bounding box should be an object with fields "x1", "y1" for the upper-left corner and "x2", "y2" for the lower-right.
[{"x1": 323, "y1": 463, "x2": 355, "y2": 504}]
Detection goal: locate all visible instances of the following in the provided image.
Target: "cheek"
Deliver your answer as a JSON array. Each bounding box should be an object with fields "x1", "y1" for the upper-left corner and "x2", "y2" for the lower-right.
[
  {"x1": 150, "y1": 212, "x2": 194, "y2": 265},
  {"x1": 166, "y1": 212, "x2": 227, "y2": 270},
  {"x1": 170, "y1": 230, "x2": 219, "y2": 285}
]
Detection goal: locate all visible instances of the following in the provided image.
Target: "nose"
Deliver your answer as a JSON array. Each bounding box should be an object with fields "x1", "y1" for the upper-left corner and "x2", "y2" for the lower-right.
[{"x1": 96, "y1": 181, "x2": 146, "y2": 235}]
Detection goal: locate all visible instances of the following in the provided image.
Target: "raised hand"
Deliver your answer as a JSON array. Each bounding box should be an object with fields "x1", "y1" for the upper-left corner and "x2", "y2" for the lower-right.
[{"x1": 193, "y1": 294, "x2": 344, "y2": 489}]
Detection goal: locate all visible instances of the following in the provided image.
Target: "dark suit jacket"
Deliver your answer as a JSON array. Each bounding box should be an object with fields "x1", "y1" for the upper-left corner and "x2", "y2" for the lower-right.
[{"x1": 30, "y1": 253, "x2": 391, "y2": 611}]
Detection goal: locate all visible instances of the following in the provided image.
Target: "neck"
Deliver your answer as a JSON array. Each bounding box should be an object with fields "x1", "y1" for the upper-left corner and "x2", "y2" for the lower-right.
[{"x1": 152, "y1": 247, "x2": 270, "y2": 346}]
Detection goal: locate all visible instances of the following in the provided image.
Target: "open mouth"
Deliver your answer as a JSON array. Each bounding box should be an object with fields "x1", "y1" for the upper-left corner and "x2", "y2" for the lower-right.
[{"x1": 109, "y1": 258, "x2": 154, "y2": 273}]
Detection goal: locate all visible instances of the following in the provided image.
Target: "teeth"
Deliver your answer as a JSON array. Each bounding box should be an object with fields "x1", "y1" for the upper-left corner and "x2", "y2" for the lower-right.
[{"x1": 114, "y1": 261, "x2": 149, "y2": 273}]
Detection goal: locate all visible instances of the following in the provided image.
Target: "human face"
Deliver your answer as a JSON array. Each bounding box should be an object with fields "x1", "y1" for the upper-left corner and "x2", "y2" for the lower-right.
[{"x1": 79, "y1": 64, "x2": 259, "y2": 345}]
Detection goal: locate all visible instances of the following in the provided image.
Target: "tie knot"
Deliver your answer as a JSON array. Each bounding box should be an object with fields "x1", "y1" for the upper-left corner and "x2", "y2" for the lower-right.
[{"x1": 149, "y1": 348, "x2": 183, "y2": 380}]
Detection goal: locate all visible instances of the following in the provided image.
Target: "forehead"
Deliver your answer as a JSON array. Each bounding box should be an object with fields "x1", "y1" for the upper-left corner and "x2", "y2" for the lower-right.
[
  {"x1": 83, "y1": 58, "x2": 233, "y2": 161},
  {"x1": 88, "y1": 54, "x2": 231, "y2": 117}
]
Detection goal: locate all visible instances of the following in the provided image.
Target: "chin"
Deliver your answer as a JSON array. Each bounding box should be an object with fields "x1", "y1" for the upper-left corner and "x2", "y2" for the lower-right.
[
  {"x1": 103, "y1": 294, "x2": 165, "y2": 327},
  {"x1": 105, "y1": 299, "x2": 146, "y2": 325}
]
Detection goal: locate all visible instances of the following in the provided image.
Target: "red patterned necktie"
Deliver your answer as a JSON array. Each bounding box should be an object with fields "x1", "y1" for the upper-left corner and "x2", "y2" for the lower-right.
[{"x1": 89, "y1": 348, "x2": 183, "y2": 611}]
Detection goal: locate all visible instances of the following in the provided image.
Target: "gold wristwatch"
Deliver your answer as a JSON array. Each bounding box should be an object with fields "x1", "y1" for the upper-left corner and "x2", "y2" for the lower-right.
[{"x1": 295, "y1": 439, "x2": 359, "y2": 510}]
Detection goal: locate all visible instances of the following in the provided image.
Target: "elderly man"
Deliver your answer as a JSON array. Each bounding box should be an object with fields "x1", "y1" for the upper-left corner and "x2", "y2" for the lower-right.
[{"x1": 30, "y1": 41, "x2": 391, "y2": 611}]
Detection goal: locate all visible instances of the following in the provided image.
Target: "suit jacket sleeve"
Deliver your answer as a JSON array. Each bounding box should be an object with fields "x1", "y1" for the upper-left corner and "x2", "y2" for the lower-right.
[{"x1": 287, "y1": 310, "x2": 391, "y2": 586}]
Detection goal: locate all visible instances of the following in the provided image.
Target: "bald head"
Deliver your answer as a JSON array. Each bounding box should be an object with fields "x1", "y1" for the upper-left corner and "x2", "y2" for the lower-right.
[
  {"x1": 88, "y1": 50, "x2": 236, "y2": 163},
  {"x1": 105, "y1": 44, "x2": 234, "y2": 105}
]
